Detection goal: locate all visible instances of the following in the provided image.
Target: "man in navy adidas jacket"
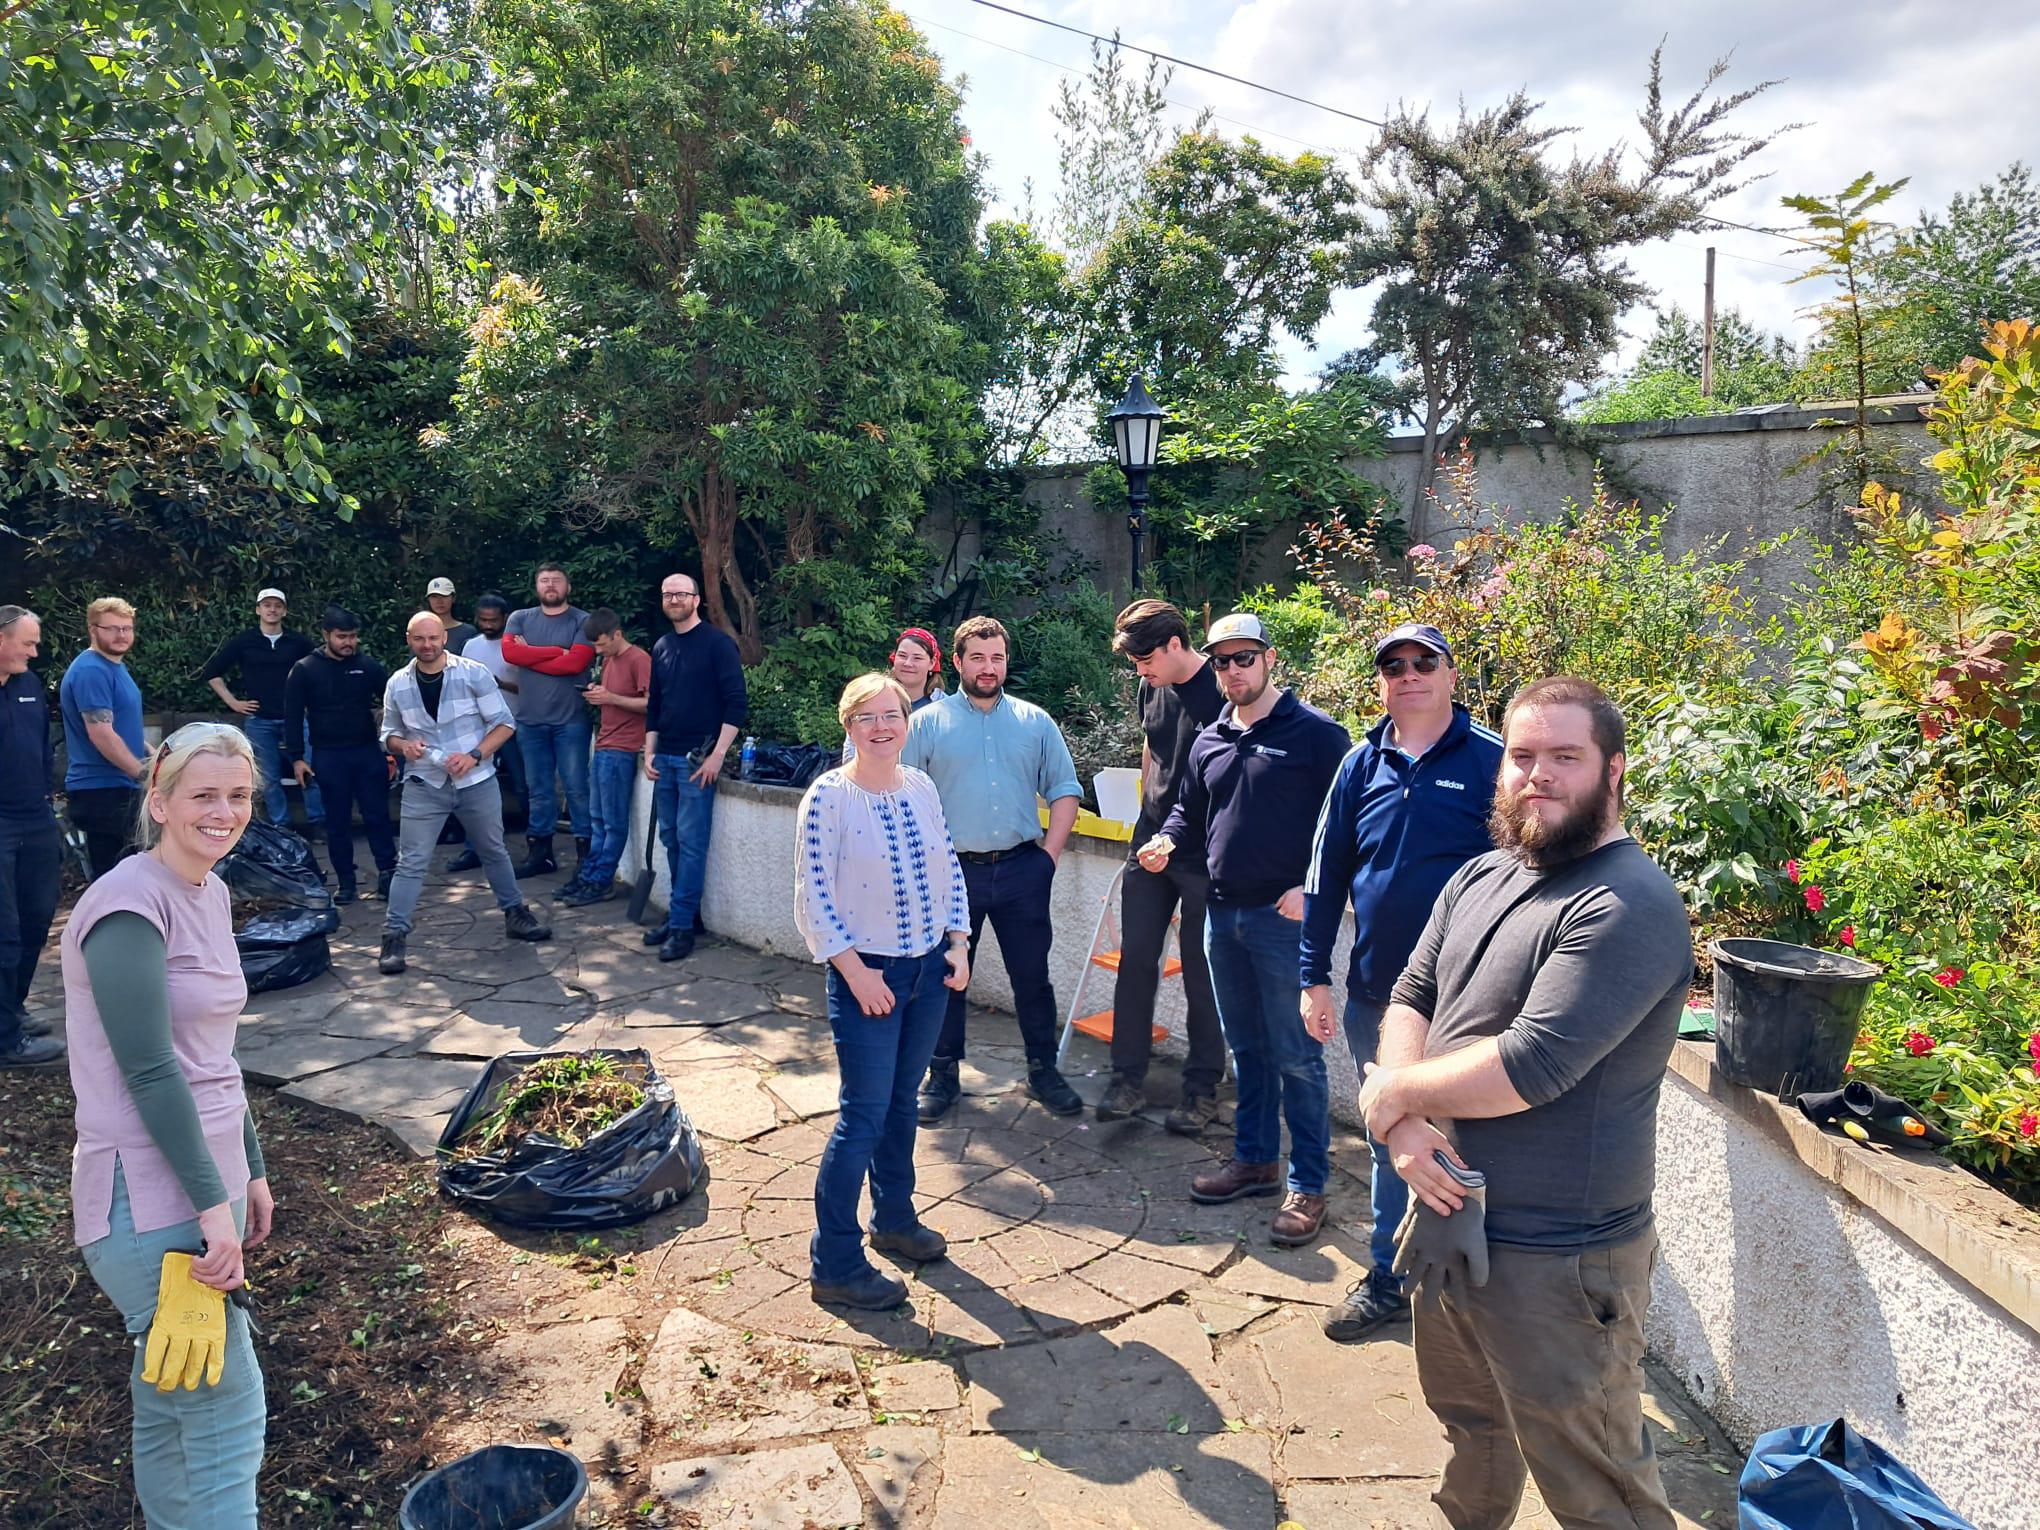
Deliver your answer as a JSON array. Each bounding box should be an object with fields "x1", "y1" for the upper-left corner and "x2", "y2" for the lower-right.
[
  {"x1": 1302, "y1": 622, "x2": 1501, "y2": 1340},
  {"x1": 1146, "y1": 613, "x2": 1351, "y2": 1248}
]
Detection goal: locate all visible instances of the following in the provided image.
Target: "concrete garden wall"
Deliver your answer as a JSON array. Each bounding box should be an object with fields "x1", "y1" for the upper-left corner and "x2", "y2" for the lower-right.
[{"x1": 627, "y1": 777, "x2": 2040, "y2": 1528}]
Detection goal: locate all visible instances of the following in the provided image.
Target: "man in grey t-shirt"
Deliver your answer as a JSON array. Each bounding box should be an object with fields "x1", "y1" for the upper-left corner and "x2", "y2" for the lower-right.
[
  {"x1": 501, "y1": 563, "x2": 594, "y2": 878},
  {"x1": 1357, "y1": 676, "x2": 1690, "y2": 1530}
]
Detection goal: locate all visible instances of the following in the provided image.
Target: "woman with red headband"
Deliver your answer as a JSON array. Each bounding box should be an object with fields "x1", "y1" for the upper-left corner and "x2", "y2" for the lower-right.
[{"x1": 890, "y1": 628, "x2": 943, "y2": 709}]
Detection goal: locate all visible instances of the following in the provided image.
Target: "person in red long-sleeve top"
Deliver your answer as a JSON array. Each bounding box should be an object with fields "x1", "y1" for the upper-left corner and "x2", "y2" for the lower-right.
[{"x1": 501, "y1": 563, "x2": 594, "y2": 879}]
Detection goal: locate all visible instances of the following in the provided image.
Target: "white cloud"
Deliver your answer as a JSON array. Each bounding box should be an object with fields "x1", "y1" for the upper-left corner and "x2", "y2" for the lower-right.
[{"x1": 914, "y1": 0, "x2": 2040, "y2": 390}]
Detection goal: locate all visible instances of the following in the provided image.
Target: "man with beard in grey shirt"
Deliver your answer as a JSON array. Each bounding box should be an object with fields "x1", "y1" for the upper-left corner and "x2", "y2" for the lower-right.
[{"x1": 1357, "y1": 676, "x2": 1691, "y2": 1530}]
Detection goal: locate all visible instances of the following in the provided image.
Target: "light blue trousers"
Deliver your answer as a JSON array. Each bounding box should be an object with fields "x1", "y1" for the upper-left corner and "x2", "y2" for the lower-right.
[{"x1": 80, "y1": 1165, "x2": 265, "y2": 1529}]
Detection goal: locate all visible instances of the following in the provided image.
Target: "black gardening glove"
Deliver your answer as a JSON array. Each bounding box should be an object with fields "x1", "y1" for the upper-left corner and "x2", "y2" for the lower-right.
[
  {"x1": 1795, "y1": 1080, "x2": 1951, "y2": 1148},
  {"x1": 1392, "y1": 1152, "x2": 1490, "y2": 1303}
]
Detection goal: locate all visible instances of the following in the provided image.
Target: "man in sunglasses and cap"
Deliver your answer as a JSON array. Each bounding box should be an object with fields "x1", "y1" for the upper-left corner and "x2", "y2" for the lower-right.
[
  {"x1": 1142, "y1": 613, "x2": 1351, "y2": 1247},
  {"x1": 1301, "y1": 622, "x2": 1502, "y2": 1341}
]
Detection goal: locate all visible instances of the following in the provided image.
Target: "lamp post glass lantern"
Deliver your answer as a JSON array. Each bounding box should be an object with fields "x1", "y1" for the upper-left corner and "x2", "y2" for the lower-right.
[{"x1": 1107, "y1": 374, "x2": 1164, "y2": 590}]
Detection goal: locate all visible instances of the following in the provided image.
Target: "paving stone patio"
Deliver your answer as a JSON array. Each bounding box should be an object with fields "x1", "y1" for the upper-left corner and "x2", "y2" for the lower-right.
[{"x1": 24, "y1": 860, "x2": 1746, "y2": 1526}]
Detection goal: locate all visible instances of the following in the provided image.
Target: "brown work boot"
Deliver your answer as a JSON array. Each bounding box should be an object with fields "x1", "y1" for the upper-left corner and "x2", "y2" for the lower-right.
[
  {"x1": 1269, "y1": 1191, "x2": 1327, "y2": 1247},
  {"x1": 1189, "y1": 1158, "x2": 1281, "y2": 1204}
]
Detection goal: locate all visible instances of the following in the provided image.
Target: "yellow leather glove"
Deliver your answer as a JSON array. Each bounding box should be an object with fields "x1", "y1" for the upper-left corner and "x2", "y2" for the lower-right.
[{"x1": 140, "y1": 1253, "x2": 227, "y2": 1392}]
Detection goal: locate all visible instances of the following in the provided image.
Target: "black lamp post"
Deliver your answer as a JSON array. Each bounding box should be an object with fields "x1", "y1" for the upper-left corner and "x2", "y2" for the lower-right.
[{"x1": 1106, "y1": 372, "x2": 1165, "y2": 590}]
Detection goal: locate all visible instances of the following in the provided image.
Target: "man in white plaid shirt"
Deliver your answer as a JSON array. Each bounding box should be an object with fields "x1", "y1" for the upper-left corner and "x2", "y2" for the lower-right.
[{"x1": 377, "y1": 612, "x2": 551, "y2": 974}]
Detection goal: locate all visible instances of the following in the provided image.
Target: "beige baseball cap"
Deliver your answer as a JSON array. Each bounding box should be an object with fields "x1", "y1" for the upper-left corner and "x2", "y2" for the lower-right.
[
  {"x1": 256, "y1": 587, "x2": 286, "y2": 605},
  {"x1": 426, "y1": 577, "x2": 456, "y2": 597}
]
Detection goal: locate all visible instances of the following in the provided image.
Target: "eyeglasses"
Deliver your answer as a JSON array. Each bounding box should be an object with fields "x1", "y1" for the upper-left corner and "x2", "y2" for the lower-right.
[
  {"x1": 850, "y1": 711, "x2": 908, "y2": 729},
  {"x1": 92, "y1": 624, "x2": 136, "y2": 636},
  {"x1": 1208, "y1": 648, "x2": 1266, "y2": 671},
  {"x1": 662, "y1": 590, "x2": 698, "y2": 601},
  {"x1": 1378, "y1": 654, "x2": 1444, "y2": 677}
]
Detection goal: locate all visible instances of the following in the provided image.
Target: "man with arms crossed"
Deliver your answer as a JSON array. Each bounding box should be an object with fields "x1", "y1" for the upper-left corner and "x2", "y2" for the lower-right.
[
  {"x1": 906, "y1": 616, "x2": 1086, "y2": 1122},
  {"x1": 642, "y1": 573, "x2": 748, "y2": 964},
  {"x1": 1094, "y1": 599, "x2": 1227, "y2": 1134},
  {"x1": 377, "y1": 614, "x2": 551, "y2": 975},
  {"x1": 1359, "y1": 677, "x2": 1691, "y2": 1530},
  {"x1": 1302, "y1": 623, "x2": 1500, "y2": 1341},
  {"x1": 60, "y1": 596, "x2": 147, "y2": 880},
  {"x1": 1144, "y1": 613, "x2": 1350, "y2": 1247},
  {"x1": 200, "y1": 587, "x2": 318, "y2": 828},
  {"x1": 502, "y1": 563, "x2": 594, "y2": 878}
]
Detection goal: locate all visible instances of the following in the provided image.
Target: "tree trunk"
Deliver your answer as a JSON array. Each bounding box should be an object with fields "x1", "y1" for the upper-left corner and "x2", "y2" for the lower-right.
[{"x1": 686, "y1": 467, "x2": 763, "y2": 663}]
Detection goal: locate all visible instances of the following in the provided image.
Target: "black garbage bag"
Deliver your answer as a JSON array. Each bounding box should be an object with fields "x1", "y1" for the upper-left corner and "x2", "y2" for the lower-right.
[
  {"x1": 435, "y1": 1048, "x2": 708, "y2": 1230},
  {"x1": 220, "y1": 820, "x2": 338, "y2": 933},
  {"x1": 1740, "y1": 1418, "x2": 1976, "y2": 1529},
  {"x1": 236, "y1": 908, "x2": 333, "y2": 994},
  {"x1": 747, "y1": 741, "x2": 839, "y2": 789}
]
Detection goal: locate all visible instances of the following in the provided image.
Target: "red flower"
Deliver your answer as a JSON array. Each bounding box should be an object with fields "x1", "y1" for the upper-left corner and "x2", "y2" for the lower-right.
[
  {"x1": 1932, "y1": 966, "x2": 1964, "y2": 988},
  {"x1": 1785, "y1": 858, "x2": 1801, "y2": 884},
  {"x1": 1838, "y1": 926, "x2": 1856, "y2": 948},
  {"x1": 2021, "y1": 1111, "x2": 2039, "y2": 1140},
  {"x1": 1904, "y1": 1031, "x2": 1937, "y2": 1057},
  {"x1": 2028, "y1": 1032, "x2": 2040, "y2": 1071},
  {"x1": 1803, "y1": 885, "x2": 1826, "y2": 913}
]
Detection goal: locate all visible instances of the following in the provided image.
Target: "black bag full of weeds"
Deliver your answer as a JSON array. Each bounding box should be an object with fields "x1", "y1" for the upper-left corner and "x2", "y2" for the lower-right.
[
  {"x1": 236, "y1": 908, "x2": 332, "y2": 994},
  {"x1": 435, "y1": 1048, "x2": 707, "y2": 1229}
]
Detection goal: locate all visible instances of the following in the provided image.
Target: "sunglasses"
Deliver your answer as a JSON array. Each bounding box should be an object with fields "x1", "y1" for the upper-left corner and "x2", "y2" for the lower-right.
[
  {"x1": 1209, "y1": 648, "x2": 1266, "y2": 671},
  {"x1": 1378, "y1": 653, "x2": 1445, "y2": 677}
]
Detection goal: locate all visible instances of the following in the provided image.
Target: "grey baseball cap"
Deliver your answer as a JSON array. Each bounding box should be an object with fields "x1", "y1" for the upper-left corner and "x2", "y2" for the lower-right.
[
  {"x1": 1200, "y1": 612, "x2": 1272, "y2": 653},
  {"x1": 1373, "y1": 622, "x2": 1453, "y2": 664}
]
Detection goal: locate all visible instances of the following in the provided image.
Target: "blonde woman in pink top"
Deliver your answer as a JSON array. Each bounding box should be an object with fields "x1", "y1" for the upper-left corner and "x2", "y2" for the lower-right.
[{"x1": 64, "y1": 722, "x2": 272, "y2": 1527}]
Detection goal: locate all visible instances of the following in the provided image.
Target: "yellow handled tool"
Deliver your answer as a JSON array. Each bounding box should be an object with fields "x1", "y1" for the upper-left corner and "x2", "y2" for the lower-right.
[{"x1": 140, "y1": 1252, "x2": 227, "y2": 1392}]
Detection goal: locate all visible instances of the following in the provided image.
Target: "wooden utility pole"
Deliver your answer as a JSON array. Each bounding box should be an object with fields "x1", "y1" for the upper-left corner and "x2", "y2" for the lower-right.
[{"x1": 1701, "y1": 246, "x2": 1717, "y2": 397}]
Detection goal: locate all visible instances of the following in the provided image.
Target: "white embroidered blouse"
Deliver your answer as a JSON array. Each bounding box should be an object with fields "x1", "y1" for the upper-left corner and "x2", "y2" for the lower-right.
[{"x1": 794, "y1": 766, "x2": 970, "y2": 963}]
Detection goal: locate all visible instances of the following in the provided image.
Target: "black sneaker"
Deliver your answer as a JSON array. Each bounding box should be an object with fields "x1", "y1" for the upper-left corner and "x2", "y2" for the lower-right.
[
  {"x1": 1321, "y1": 1271, "x2": 1410, "y2": 1343},
  {"x1": 334, "y1": 885, "x2": 356, "y2": 906},
  {"x1": 513, "y1": 838, "x2": 556, "y2": 879},
  {"x1": 0, "y1": 1032, "x2": 65, "y2": 1068},
  {"x1": 642, "y1": 926, "x2": 666, "y2": 947},
  {"x1": 917, "y1": 1061, "x2": 960, "y2": 1124},
  {"x1": 1095, "y1": 1077, "x2": 1146, "y2": 1121},
  {"x1": 558, "y1": 879, "x2": 616, "y2": 908},
  {"x1": 811, "y1": 1269, "x2": 909, "y2": 1311},
  {"x1": 869, "y1": 1224, "x2": 948, "y2": 1262},
  {"x1": 1026, "y1": 1064, "x2": 1083, "y2": 1117},
  {"x1": 374, "y1": 869, "x2": 394, "y2": 901},
  {"x1": 378, "y1": 934, "x2": 407, "y2": 975},
  {"x1": 657, "y1": 930, "x2": 695, "y2": 963},
  {"x1": 445, "y1": 847, "x2": 481, "y2": 873},
  {"x1": 504, "y1": 904, "x2": 552, "y2": 942}
]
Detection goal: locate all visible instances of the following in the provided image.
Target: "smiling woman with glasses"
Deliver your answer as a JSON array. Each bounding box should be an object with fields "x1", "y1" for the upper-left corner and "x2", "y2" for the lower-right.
[{"x1": 793, "y1": 672, "x2": 972, "y2": 1311}]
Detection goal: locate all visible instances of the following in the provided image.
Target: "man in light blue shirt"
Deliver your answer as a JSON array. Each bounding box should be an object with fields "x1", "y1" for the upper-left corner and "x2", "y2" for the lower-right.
[{"x1": 902, "y1": 616, "x2": 1083, "y2": 1121}]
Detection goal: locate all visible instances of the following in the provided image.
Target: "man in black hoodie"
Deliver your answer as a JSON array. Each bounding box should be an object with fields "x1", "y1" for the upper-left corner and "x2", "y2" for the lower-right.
[
  {"x1": 1146, "y1": 613, "x2": 1350, "y2": 1247},
  {"x1": 284, "y1": 608, "x2": 397, "y2": 904}
]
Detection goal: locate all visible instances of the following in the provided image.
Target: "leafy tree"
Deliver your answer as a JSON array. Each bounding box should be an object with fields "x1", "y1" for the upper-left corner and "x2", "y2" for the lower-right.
[
  {"x1": 0, "y1": 0, "x2": 464, "y2": 509},
  {"x1": 453, "y1": 0, "x2": 987, "y2": 660},
  {"x1": 1577, "y1": 304, "x2": 1799, "y2": 421},
  {"x1": 1348, "y1": 47, "x2": 1787, "y2": 511}
]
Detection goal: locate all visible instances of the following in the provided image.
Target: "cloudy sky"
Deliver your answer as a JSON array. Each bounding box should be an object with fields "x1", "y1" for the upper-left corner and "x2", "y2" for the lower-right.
[{"x1": 898, "y1": 0, "x2": 2040, "y2": 390}]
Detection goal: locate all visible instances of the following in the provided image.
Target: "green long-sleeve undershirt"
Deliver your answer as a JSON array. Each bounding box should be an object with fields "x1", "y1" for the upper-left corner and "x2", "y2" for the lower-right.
[{"x1": 81, "y1": 912, "x2": 266, "y2": 1213}]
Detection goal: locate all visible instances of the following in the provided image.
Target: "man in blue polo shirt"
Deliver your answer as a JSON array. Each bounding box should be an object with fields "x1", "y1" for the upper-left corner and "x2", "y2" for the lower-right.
[
  {"x1": 904, "y1": 615, "x2": 1085, "y2": 1122},
  {"x1": 1302, "y1": 621, "x2": 1501, "y2": 1340},
  {"x1": 0, "y1": 606, "x2": 65, "y2": 1067},
  {"x1": 60, "y1": 595, "x2": 147, "y2": 881},
  {"x1": 1146, "y1": 613, "x2": 1351, "y2": 1246}
]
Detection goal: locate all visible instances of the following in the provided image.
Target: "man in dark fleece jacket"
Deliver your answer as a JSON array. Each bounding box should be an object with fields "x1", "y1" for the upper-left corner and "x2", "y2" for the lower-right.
[
  {"x1": 1358, "y1": 677, "x2": 1691, "y2": 1530},
  {"x1": 1147, "y1": 613, "x2": 1349, "y2": 1248}
]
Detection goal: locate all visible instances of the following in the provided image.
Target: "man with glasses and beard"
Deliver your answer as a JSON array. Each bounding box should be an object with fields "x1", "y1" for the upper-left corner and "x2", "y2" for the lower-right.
[
  {"x1": 1143, "y1": 613, "x2": 1351, "y2": 1248},
  {"x1": 1357, "y1": 676, "x2": 1692, "y2": 1530},
  {"x1": 60, "y1": 596, "x2": 147, "y2": 880},
  {"x1": 1302, "y1": 623, "x2": 1501, "y2": 1342}
]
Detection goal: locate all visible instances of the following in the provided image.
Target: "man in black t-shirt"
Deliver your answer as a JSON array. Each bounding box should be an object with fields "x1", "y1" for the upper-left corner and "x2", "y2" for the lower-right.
[
  {"x1": 1095, "y1": 600, "x2": 1228, "y2": 1133},
  {"x1": 200, "y1": 587, "x2": 316, "y2": 826}
]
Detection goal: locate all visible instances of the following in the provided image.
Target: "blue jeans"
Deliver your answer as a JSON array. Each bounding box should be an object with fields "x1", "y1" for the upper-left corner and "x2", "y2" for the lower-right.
[
  {"x1": 313, "y1": 744, "x2": 396, "y2": 892},
  {"x1": 938, "y1": 844, "x2": 1059, "y2": 1066},
  {"x1": 583, "y1": 748, "x2": 636, "y2": 887},
  {"x1": 518, "y1": 718, "x2": 592, "y2": 840},
  {"x1": 1205, "y1": 901, "x2": 1330, "y2": 1195},
  {"x1": 80, "y1": 1166, "x2": 264, "y2": 1529},
  {"x1": 244, "y1": 715, "x2": 318, "y2": 825},
  {"x1": 812, "y1": 946, "x2": 951, "y2": 1283},
  {"x1": 653, "y1": 758, "x2": 715, "y2": 936},
  {"x1": 1343, "y1": 994, "x2": 1408, "y2": 1282}
]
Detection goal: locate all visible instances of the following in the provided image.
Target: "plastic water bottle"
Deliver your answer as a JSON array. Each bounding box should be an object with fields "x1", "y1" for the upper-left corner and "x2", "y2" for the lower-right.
[{"x1": 740, "y1": 735, "x2": 757, "y2": 781}]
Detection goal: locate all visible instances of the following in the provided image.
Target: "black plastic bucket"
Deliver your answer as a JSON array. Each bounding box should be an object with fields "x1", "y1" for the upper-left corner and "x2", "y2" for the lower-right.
[
  {"x1": 399, "y1": 1444, "x2": 587, "y2": 1530},
  {"x1": 1710, "y1": 938, "x2": 1882, "y2": 1097}
]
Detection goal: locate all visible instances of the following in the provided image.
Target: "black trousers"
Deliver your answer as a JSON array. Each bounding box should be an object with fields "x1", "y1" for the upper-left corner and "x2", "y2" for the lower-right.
[
  {"x1": 66, "y1": 785, "x2": 139, "y2": 882},
  {"x1": 1110, "y1": 859, "x2": 1227, "y2": 1098},
  {"x1": 0, "y1": 810, "x2": 61, "y2": 1043},
  {"x1": 315, "y1": 744, "x2": 398, "y2": 890},
  {"x1": 937, "y1": 844, "x2": 1059, "y2": 1068}
]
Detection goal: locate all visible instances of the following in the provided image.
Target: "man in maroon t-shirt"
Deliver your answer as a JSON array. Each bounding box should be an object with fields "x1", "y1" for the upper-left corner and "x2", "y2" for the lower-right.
[{"x1": 559, "y1": 608, "x2": 651, "y2": 906}]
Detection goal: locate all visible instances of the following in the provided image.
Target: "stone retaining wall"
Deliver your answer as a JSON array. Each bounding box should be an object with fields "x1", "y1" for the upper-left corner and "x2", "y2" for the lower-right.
[{"x1": 633, "y1": 778, "x2": 2040, "y2": 1529}]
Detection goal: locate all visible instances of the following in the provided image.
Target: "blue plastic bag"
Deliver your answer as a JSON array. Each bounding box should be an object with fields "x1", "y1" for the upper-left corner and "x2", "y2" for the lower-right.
[{"x1": 1739, "y1": 1418, "x2": 1975, "y2": 1529}]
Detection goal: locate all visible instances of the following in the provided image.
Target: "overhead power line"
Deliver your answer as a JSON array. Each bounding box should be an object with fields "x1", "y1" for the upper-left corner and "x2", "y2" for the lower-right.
[{"x1": 960, "y1": 0, "x2": 1387, "y2": 129}]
